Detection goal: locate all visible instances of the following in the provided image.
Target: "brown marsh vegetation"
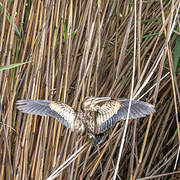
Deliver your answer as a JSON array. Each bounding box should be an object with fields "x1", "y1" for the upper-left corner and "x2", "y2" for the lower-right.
[{"x1": 0, "y1": 0, "x2": 180, "y2": 179}]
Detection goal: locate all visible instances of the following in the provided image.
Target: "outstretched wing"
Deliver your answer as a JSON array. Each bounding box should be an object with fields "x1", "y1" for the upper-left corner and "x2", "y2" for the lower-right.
[
  {"x1": 16, "y1": 100, "x2": 77, "y2": 131},
  {"x1": 95, "y1": 99, "x2": 155, "y2": 133}
]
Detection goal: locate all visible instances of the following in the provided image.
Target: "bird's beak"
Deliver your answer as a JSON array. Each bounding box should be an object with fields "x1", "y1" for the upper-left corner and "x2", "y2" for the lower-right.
[{"x1": 94, "y1": 97, "x2": 111, "y2": 104}]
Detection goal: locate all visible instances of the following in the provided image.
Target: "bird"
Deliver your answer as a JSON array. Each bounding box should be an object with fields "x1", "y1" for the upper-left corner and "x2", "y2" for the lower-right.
[{"x1": 16, "y1": 97, "x2": 155, "y2": 145}]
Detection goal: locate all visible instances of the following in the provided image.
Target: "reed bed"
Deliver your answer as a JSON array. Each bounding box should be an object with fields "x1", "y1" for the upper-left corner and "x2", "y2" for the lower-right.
[{"x1": 0, "y1": 0, "x2": 180, "y2": 179}]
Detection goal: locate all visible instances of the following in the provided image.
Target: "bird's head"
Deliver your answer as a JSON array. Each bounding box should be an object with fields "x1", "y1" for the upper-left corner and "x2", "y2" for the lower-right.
[{"x1": 81, "y1": 96, "x2": 111, "y2": 112}]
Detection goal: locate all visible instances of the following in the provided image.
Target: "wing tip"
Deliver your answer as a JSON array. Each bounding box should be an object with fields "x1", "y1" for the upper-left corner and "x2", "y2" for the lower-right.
[
  {"x1": 142, "y1": 102, "x2": 156, "y2": 114},
  {"x1": 16, "y1": 99, "x2": 51, "y2": 116},
  {"x1": 16, "y1": 99, "x2": 74, "y2": 129},
  {"x1": 16, "y1": 99, "x2": 29, "y2": 105}
]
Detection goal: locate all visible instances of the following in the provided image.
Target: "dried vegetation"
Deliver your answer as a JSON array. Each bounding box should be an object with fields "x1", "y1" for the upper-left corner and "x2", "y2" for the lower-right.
[{"x1": 0, "y1": 0, "x2": 180, "y2": 179}]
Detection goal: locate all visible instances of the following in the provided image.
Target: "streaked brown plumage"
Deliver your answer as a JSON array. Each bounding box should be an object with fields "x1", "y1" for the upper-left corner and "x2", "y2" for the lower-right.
[{"x1": 16, "y1": 97, "x2": 155, "y2": 145}]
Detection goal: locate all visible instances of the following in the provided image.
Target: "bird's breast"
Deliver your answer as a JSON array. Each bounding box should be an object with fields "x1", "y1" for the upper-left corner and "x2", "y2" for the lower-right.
[
  {"x1": 73, "y1": 112, "x2": 86, "y2": 134},
  {"x1": 82, "y1": 111, "x2": 97, "y2": 133}
]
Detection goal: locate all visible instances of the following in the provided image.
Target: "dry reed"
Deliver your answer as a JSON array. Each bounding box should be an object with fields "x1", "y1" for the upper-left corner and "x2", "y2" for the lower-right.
[{"x1": 0, "y1": 0, "x2": 180, "y2": 179}]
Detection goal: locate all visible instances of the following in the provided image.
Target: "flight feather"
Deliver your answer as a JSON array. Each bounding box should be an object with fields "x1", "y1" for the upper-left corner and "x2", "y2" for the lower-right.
[
  {"x1": 16, "y1": 100, "x2": 77, "y2": 130},
  {"x1": 96, "y1": 98, "x2": 155, "y2": 133}
]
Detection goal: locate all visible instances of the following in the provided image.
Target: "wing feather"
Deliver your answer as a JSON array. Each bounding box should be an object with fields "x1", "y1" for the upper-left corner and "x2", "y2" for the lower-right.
[
  {"x1": 96, "y1": 99, "x2": 155, "y2": 133},
  {"x1": 16, "y1": 100, "x2": 77, "y2": 130}
]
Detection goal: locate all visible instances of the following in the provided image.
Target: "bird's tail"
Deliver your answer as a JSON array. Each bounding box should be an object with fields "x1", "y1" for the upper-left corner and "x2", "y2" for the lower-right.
[{"x1": 93, "y1": 133, "x2": 104, "y2": 145}]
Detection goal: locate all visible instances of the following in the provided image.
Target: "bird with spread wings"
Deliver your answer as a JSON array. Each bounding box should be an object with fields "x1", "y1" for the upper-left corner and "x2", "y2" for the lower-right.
[{"x1": 16, "y1": 97, "x2": 155, "y2": 145}]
